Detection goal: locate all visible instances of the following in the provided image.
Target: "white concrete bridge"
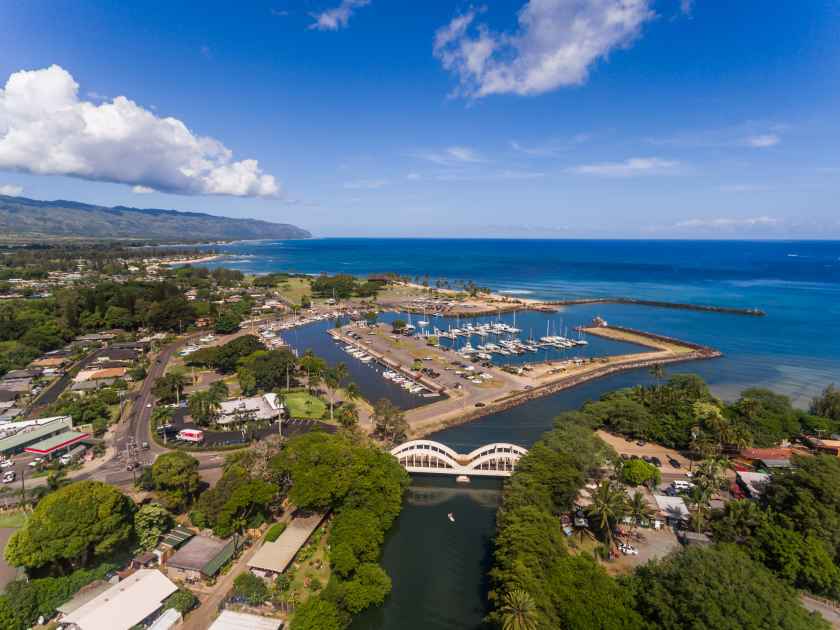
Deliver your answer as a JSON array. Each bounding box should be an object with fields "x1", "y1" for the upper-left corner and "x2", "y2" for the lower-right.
[{"x1": 390, "y1": 440, "x2": 528, "y2": 478}]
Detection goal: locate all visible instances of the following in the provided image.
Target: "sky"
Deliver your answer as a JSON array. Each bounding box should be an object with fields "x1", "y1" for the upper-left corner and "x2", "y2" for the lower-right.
[{"x1": 1, "y1": 0, "x2": 840, "y2": 238}]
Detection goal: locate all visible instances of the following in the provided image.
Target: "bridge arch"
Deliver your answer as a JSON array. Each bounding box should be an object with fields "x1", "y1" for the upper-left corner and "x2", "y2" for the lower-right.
[{"x1": 390, "y1": 440, "x2": 528, "y2": 478}]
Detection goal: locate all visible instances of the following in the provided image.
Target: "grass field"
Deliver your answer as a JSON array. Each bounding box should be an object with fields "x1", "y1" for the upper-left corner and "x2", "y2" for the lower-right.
[
  {"x1": 0, "y1": 511, "x2": 28, "y2": 528},
  {"x1": 275, "y1": 277, "x2": 313, "y2": 306},
  {"x1": 284, "y1": 391, "x2": 327, "y2": 419}
]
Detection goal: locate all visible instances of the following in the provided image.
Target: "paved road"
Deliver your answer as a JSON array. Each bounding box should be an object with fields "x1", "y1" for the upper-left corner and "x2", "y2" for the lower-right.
[{"x1": 802, "y1": 595, "x2": 840, "y2": 628}]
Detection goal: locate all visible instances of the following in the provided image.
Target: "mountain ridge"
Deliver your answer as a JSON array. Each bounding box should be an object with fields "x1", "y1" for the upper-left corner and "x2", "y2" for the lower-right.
[{"x1": 0, "y1": 194, "x2": 311, "y2": 241}]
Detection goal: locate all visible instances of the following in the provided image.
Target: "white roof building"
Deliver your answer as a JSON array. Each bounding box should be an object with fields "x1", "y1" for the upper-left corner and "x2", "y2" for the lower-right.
[
  {"x1": 209, "y1": 610, "x2": 283, "y2": 630},
  {"x1": 737, "y1": 471, "x2": 771, "y2": 498},
  {"x1": 653, "y1": 495, "x2": 690, "y2": 523},
  {"x1": 60, "y1": 569, "x2": 178, "y2": 630},
  {"x1": 218, "y1": 393, "x2": 282, "y2": 425}
]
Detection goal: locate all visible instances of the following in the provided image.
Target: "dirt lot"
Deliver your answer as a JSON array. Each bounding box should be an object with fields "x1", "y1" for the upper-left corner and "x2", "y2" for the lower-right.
[
  {"x1": 606, "y1": 527, "x2": 681, "y2": 575},
  {"x1": 597, "y1": 430, "x2": 692, "y2": 477}
]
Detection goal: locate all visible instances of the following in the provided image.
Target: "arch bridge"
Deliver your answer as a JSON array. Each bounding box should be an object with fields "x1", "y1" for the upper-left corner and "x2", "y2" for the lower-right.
[{"x1": 390, "y1": 440, "x2": 529, "y2": 478}]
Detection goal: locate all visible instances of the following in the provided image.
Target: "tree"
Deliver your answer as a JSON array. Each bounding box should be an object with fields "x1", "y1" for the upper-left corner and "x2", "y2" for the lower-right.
[
  {"x1": 628, "y1": 490, "x2": 654, "y2": 530},
  {"x1": 214, "y1": 310, "x2": 241, "y2": 334},
  {"x1": 5, "y1": 481, "x2": 134, "y2": 572},
  {"x1": 499, "y1": 589, "x2": 538, "y2": 630},
  {"x1": 233, "y1": 572, "x2": 269, "y2": 605},
  {"x1": 290, "y1": 597, "x2": 344, "y2": 630},
  {"x1": 240, "y1": 348, "x2": 298, "y2": 391},
  {"x1": 134, "y1": 503, "x2": 173, "y2": 550},
  {"x1": 164, "y1": 589, "x2": 198, "y2": 614},
  {"x1": 336, "y1": 402, "x2": 360, "y2": 430},
  {"x1": 188, "y1": 390, "x2": 221, "y2": 426},
  {"x1": 620, "y1": 459, "x2": 660, "y2": 487},
  {"x1": 761, "y1": 455, "x2": 840, "y2": 562},
  {"x1": 151, "y1": 451, "x2": 200, "y2": 512},
  {"x1": 586, "y1": 479, "x2": 628, "y2": 550},
  {"x1": 391, "y1": 319, "x2": 406, "y2": 333},
  {"x1": 152, "y1": 371, "x2": 188, "y2": 404},
  {"x1": 372, "y1": 398, "x2": 408, "y2": 444},
  {"x1": 810, "y1": 384, "x2": 840, "y2": 423},
  {"x1": 324, "y1": 363, "x2": 349, "y2": 421},
  {"x1": 338, "y1": 563, "x2": 392, "y2": 614},
  {"x1": 630, "y1": 544, "x2": 829, "y2": 630}
]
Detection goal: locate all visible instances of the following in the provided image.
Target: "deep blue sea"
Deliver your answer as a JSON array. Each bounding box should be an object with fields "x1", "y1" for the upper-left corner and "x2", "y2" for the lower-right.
[{"x1": 204, "y1": 238, "x2": 840, "y2": 408}]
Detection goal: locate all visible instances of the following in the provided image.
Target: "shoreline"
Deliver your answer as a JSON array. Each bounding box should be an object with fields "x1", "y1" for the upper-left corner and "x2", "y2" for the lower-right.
[{"x1": 160, "y1": 254, "x2": 223, "y2": 266}]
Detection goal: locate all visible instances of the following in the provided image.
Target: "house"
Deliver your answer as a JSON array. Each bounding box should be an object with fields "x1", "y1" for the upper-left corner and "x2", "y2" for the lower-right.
[
  {"x1": 653, "y1": 495, "x2": 690, "y2": 527},
  {"x1": 59, "y1": 569, "x2": 178, "y2": 630},
  {"x1": 218, "y1": 393, "x2": 283, "y2": 425},
  {"x1": 803, "y1": 436, "x2": 840, "y2": 456},
  {"x1": 248, "y1": 514, "x2": 325, "y2": 579},
  {"x1": 209, "y1": 611, "x2": 282, "y2": 630},
  {"x1": 30, "y1": 356, "x2": 68, "y2": 369},
  {"x1": 736, "y1": 471, "x2": 771, "y2": 499},
  {"x1": 74, "y1": 367, "x2": 128, "y2": 383},
  {"x1": 738, "y1": 447, "x2": 804, "y2": 470},
  {"x1": 165, "y1": 535, "x2": 236, "y2": 581}
]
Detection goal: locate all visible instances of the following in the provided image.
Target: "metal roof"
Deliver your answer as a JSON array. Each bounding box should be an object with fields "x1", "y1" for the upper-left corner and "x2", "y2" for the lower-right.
[
  {"x1": 23, "y1": 430, "x2": 88, "y2": 455},
  {"x1": 209, "y1": 611, "x2": 282, "y2": 630}
]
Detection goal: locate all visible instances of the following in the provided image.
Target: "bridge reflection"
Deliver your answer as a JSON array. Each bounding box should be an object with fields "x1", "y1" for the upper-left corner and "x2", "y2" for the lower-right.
[{"x1": 405, "y1": 485, "x2": 503, "y2": 509}]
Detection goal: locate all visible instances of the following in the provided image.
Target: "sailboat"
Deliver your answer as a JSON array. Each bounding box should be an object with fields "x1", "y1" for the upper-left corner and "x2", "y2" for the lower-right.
[
  {"x1": 447, "y1": 512, "x2": 455, "y2": 523},
  {"x1": 417, "y1": 307, "x2": 429, "y2": 329}
]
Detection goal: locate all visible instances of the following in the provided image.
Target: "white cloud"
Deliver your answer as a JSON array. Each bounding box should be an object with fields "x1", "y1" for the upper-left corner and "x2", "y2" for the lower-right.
[
  {"x1": 0, "y1": 65, "x2": 279, "y2": 197},
  {"x1": 412, "y1": 146, "x2": 485, "y2": 165},
  {"x1": 406, "y1": 172, "x2": 422, "y2": 180},
  {"x1": 718, "y1": 184, "x2": 767, "y2": 193},
  {"x1": 132, "y1": 185, "x2": 155, "y2": 194},
  {"x1": 434, "y1": 0, "x2": 655, "y2": 98},
  {"x1": 343, "y1": 178, "x2": 387, "y2": 189},
  {"x1": 511, "y1": 133, "x2": 590, "y2": 157},
  {"x1": 746, "y1": 133, "x2": 780, "y2": 148},
  {"x1": 0, "y1": 184, "x2": 23, "y2": 196},
  {"x1": 309, "y1": 0, "x2": 370, "y2": 31},
  {"x1": 570, "y1": 157, "x2": 680, "y2": 177},
  {"x1": 674, "y1": 216, "x2": 780, "y2": 229}
]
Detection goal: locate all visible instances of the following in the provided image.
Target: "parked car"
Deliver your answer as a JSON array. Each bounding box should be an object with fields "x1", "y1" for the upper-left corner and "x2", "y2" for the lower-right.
[
  {"x1": 0, "y1": 460, "x2": 14, "y2": 469},
  {"x1": 668, "y1": 457, "x2": 682, "y2": 468},
  {"x1": 619, "y1": 543, "x2": 639, "y2": 556},
  {"x1": 475, "y1": 402, "x2": 486, "y2": 407},
  {"x1": 2, "y1": 471, "x2": 15, "y2": 484}
]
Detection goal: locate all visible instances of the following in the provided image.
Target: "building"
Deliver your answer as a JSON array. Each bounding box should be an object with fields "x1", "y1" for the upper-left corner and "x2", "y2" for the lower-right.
[
  {"x1": 653, "y1": 495, "x2": 690, "y2": 527},
  {"x1": 166, "y1": 535, "x2": 236, "y2": 581},
  {"x1": 218, "y1": 393, "x2": 283, "y2": 425},
  {"x1": 74, "y1": 366, "x2": 128, "y2": 383},
  {"x1": 738, "y1": 447, "x2": 804, "y2": 470},
  {"x1": 0, "y1": 415, "x2": 77, "y2": 457},
  {"x1": 736, "y1": 470, "x2": 771, "y2": 499},
  {"x1": 247, "y1": 514, "x2": 325, "y2": 579},
  {"x1": 209, "y1": 611, "x2": 282, "y2": 630},
  {"x1": 30, "y1": 356, "x2": 69, "y2": 369},
  {"x1": 803, "y1": 436, "x2": 840, "y2": 456},
  {"x1": 59, "y1": 569, "x2": 178, "y2": 630}
]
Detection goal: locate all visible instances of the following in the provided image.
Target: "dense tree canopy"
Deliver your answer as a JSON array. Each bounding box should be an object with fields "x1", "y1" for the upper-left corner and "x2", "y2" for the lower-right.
[
  {"x1": 5, "y1": 481, "x2": 134, "y2": 572},
  {"x1": 151, "y1": 451, "x2": 201, "y2": 511},
  {"x1": 629, "y1": 544, "x2": 828, "y2": 629}
]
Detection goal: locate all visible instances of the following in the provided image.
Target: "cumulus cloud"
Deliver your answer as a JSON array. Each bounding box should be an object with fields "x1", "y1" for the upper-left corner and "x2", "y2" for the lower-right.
[
  {"x1": 132, "y1": 185, "x2": 155, "y2": 194},
  {"x1": 0, "y1": 65, "x2": 280, "y2": 197},
  {"x1": 745, "y1": 133, "x2": 780, "y2": 148},
  {"x1": 0, "y1": 184, "x2": 23, "y2": 196},
  {"x1": 569, "y1": 157, "x2": 680, "y2": 177},
  {"x1": 343, "y1": 178, "x2": 387, "y2": 189},
  {"x1": 434, "y1": 0, "x2": 655, "y2": 98},
  {"x1": 309, "y1": 0, "x2": 370, "y2": 31},
  {"x1": 412, "y1": 146, "x2": 485, "y2": 165}
]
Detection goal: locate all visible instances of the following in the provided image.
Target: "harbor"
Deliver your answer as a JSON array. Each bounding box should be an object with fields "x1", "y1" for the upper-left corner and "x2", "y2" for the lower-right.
[{"x1": 327, "y1": 311, "x2": 721, "y2": 437}]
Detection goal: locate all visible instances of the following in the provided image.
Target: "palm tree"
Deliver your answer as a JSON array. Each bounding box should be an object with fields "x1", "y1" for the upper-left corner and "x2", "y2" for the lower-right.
[
  {"x1": 336, "y1": 402, "x2": 359, "y2": 430},
  {"x1": 628, "y1": 490, "x2": 653, "y2": 531},
  {"x1": 324, "y1": 363, "x2": 349, "y2": 421},
  {"x1": 499, "y1": 589, "x2": 538, "y2": 630},
  {"x1": 586, "y1": 479, "x2": 628, "y2": 551},
  {"x1": 345, "y1": 381, "x2": 361, "y2": 402}
]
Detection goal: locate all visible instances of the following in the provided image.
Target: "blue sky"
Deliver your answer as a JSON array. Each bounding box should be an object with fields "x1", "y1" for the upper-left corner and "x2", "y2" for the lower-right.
[{"x1": 1, "y1": 1, "x2": 839, "y2": 237}]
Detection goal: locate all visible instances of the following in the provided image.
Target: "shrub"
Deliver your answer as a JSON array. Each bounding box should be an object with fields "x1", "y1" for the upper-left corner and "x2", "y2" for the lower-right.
[{"x1": 265, "y1": 522, "x2": 287, "y2": 543}]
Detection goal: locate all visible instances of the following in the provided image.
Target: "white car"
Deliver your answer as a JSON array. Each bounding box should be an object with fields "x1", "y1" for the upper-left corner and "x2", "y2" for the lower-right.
[
  {"x1": 0, "y1": 460, "x2": 14, "y2": 469},
  {"x1": 619, "y1": 543, "x2": 639, "y2": 556},
  {"x1": 2, "y1": 471, "x2": 15, "y2": 484}
]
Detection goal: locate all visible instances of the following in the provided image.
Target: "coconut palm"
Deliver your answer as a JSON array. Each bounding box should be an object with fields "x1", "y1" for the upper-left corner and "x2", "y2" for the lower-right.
[
  {"x1": 586, "y1": 479, "x2": 628, "y2": 550},
  {"x1": 336, "y1": 402, "x2": 359, "y2": 430},
  {"x1": 628, "y1": 490, "x2": 654, "y2": 531},
  {"x1": 499, "y1": 589, "x2": 538, "y2": 630},
  {"x1": 344, "y1": 381, "x2": 361, "y2": 402}
]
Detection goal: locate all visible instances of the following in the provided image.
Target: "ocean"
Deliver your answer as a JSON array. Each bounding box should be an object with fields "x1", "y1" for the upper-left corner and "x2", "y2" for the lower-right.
[{"x1": 205, "y1": 238, "x2": 840, "y2": 408}]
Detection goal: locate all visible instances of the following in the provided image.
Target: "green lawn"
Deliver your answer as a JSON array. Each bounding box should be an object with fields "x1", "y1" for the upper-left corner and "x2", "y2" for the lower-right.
[
  {"x1": 0, "y1": 511, "x2": 28, "y2": 528},
  {"x1": 283, "y1": 391, "x2": 327, "y2": 419}
]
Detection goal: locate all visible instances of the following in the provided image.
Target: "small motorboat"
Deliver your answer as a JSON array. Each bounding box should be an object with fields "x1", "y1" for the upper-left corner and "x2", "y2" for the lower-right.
[{"x1": 448, "y1": 512, "x2": 455, "y2": 523}]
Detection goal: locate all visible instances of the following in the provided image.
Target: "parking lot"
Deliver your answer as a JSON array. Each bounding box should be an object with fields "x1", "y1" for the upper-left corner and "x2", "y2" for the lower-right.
[{"x1": 596, "y1": 430, "x2": 693, "y2": 478}]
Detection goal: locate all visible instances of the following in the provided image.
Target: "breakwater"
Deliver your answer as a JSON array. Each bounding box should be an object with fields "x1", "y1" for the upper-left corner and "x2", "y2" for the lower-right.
[{"x1": 544, "y1": 297, "x2": 766, "y2": 316}]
